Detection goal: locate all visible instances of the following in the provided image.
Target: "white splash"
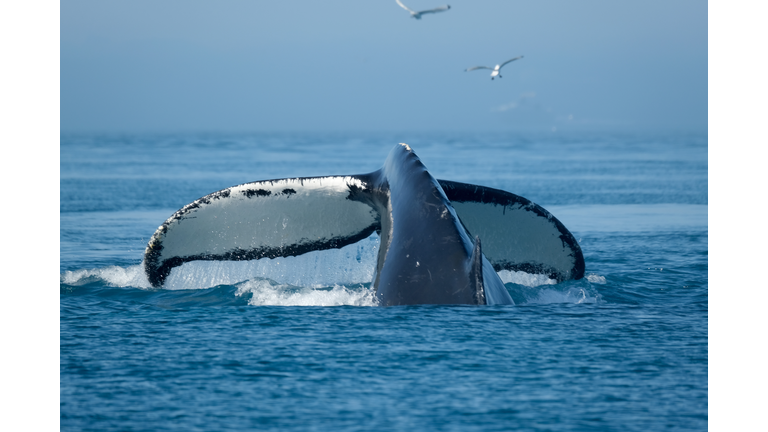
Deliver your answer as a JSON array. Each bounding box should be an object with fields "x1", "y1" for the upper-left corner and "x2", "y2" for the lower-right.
[
  {"x1": 60, "y1": 265, "x2": 152, "y2": 289},
  {"x1": 523, "y1": 287, "x2": 599, "y2": 304},
  {"x1": 235, "y1": 279, "x2": 378, "y2": 307},
  {"x1": 586, "y1": 274, "x2": 607, "y2": 284},
  {"x1": 500, "y1": 271, "x2": 604, "y2": 305},
  {"x1": 498, "y1": 269, "x2": 557, "y2": 287}
]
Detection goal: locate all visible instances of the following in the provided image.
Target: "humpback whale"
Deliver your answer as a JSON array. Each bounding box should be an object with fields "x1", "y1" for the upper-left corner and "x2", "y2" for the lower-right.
[{"x1": 144, "y1": 144, "x2": 584, "y2": 305}]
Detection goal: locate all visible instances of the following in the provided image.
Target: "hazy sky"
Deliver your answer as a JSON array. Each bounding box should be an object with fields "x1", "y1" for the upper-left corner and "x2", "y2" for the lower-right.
[{"x1": 61, "y1": 0, "x2": 707, "y2": 133}]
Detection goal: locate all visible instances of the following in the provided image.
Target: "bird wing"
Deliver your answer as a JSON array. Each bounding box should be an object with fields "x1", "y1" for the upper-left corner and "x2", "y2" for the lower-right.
[
  {"x1": 465, "y1": 66, "x2": 492, "y2": 72},
  {"x1": 417, "y1": 5, "x2": 451, "y2": 15},
  {"x1": 395, "y1": 0, "x2": 416, "y2": 14},
  {"x1": 499, "y1": 56, "x2": 524, "y2": 68}
]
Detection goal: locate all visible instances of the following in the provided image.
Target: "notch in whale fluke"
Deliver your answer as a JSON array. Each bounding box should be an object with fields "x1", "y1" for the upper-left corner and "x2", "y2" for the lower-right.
[{"x1": 143, "y1": 143, "x2": 584, "y2": 305}]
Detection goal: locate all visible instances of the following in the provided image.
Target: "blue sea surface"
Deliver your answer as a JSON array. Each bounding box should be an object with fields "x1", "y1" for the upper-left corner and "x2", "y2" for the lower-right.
[{"x1": 60, "y1": 132, "x2": 708, "y2": 431}]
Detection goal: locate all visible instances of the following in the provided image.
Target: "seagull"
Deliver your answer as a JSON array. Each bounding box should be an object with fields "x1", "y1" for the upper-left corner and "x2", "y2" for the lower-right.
[
  {"x1": 465, "y1": 56, "x2": 524, "y2": 80},
  {"x1": 395, "y1": 0, "x2": 451, "y2": 19}
]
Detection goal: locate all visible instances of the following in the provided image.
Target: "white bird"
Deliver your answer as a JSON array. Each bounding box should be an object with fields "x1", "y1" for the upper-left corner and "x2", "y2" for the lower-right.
[
  {"x1": 396, "y1": 0, "x2": 450, "y2": 19},
  {"x1": 465, "y1": 56, "x2": 524, "y2": 80}
]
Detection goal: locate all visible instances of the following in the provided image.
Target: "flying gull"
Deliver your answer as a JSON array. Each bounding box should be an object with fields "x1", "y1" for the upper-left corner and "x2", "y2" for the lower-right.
[
  {"x1": 465, "y1": 56, "x2": 524, "y2": 80},
  {"x1": 396, "y1": 0, "x2": 450, "y2": 19}
]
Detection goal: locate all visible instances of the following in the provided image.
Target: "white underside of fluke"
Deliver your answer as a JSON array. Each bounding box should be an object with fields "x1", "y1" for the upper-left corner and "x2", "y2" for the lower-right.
[{"x1": 149, "y1": 176, "x2": 376, "y2": 265}]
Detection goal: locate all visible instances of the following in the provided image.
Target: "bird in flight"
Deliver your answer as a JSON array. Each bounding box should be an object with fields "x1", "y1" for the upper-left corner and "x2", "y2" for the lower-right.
[
  {"x1": 465, "y1": 56, "x2": 524, "y2": 80},
  {"x1": 395, "y1": 0, "x2": 451, "y2": 19}
]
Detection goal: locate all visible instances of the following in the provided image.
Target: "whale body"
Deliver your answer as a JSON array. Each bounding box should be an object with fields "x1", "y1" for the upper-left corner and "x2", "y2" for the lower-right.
[{"x1": 144, "y1": 144, "x2": 585, "y2": 305}]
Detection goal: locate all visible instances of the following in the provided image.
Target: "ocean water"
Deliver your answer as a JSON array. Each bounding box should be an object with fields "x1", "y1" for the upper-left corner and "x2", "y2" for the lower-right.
[{"x1": 60, "y1": 132, "x2": 708, "y2": 431}]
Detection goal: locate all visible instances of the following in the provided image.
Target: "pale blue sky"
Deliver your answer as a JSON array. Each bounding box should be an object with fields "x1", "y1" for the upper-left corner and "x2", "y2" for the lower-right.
[{"x1": 61, "y1": 0, "x2": 707, "y2": 133}]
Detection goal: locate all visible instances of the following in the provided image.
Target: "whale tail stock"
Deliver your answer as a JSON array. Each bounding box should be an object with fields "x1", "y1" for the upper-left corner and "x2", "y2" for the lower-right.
[{"x1": 143, "y1": 144, "x2": 584, "y2": 305}]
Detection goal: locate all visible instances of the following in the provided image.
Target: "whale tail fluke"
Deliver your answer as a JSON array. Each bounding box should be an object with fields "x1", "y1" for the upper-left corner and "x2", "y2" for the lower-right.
[{"x1": 143, "y1": 144, "x2": 583, "y2": 300}]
